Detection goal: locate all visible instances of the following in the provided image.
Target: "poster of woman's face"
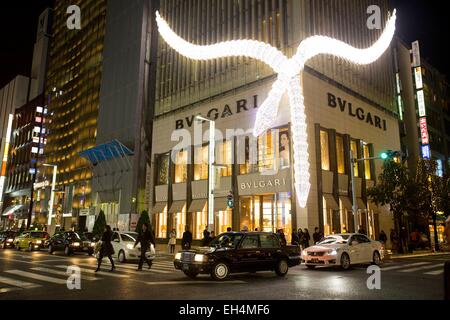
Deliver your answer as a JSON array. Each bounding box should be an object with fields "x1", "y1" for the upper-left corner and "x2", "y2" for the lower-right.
[{"x1": 279, "y1": 131, "x2": 290, "y2": 167}]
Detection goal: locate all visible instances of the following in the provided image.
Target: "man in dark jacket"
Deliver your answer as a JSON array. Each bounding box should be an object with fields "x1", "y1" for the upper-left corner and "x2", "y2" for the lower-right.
[
  {"x1": 313, "y1": 227, "x2": 321, "y2": 245},
  {"x1": 134, "y1": 223, "x2": 155, "y2": 271},
  {"x1": 182, "y1": 226, "x2": 193, "y2": 250}
]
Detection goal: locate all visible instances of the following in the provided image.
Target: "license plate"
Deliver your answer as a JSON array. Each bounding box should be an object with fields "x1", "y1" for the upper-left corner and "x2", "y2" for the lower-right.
[{"x1": 183, "y1": 264, "x2": 189, "y2": 271}]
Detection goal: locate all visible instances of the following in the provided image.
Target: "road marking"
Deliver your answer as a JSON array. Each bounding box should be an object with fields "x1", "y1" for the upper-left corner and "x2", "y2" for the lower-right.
[
  {"x1": 101, "y1": 262, "x2": 172, "y2": 274},
  {"x1": 0, "y1": 276, "x2": 42, "y2": 289},
  {"x1": 399, "y1": 264, "x2": 444, "y2": 273},
  {"x1": 54, "y1": 265, "x2": 130, "y2": 278},
  {"x1": 144, "y1": 280, "x2": 246, "y2": 286},
  {"x1": 424, "y1": 269, "x2": 444, "y2": 276},
  {"x1": 4, "y1": 270, "x2": 67, "y2": 285},
  {"x1": 0, "y1": 287, "x2": 22, "y2": 294},
  {"x1": 31, "y1": 267, "x2": 101, "y2": 281},
  {"x1": 381, "y1": 262, "x2": 431, "y2": 271}
]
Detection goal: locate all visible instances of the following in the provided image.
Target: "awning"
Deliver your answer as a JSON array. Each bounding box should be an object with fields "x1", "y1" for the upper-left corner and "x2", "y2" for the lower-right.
[
  {"x1": 152, "y1": 202, "x2": 167, "y2": 214},
  {"x1": 78, "y1": 139, "x2": 133, "y2": 165},
  {"x1": 214, "y1": 198, "x2": 229, "y2": 211},
  {"x1": 323, "y1": 194, "x2": 339, "y2": 211},
  {"x1": 340, "y1": 197, "x2": 353, "y2": 211},
  {"x1": 2, "y1": 205, "x2": 27, "y2": 217},
  {"x1": 189, "y1": 199, "x2": 207, "y2": 213},
  {"x1": 168, "y1": 201, "x2": 186, "y2": 214},
  {"x1": 357, "y1": 198, "x2": 367, "y2": 210}
]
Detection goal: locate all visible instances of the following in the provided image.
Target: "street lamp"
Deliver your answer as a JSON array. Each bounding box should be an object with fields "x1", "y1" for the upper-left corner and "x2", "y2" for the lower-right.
[
  {"x1": 195, "y1": 115, "x2": 216, "y2": 232},
  {"x1": 43, "y1": 164, "x2": 58, "y2": 227}
]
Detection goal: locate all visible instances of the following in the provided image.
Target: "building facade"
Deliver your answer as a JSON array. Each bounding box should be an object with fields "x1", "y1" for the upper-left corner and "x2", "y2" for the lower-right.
[{"x1": 149, "y1": 0, "x2": 400, "y2": 244}]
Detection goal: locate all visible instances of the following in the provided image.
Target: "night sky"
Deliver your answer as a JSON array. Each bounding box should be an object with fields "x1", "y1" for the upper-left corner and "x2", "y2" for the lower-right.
[{"x1": 0, "y1": 0, "x2": 448, "y2": 88}]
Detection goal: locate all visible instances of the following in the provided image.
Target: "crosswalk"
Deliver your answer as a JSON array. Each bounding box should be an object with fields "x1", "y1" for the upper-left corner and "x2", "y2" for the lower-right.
[
  {"x1": 380, "y1": 261, "x2": 445, "y2": 276},
  {"x1": 0, "y1": 254, "x2": 179, "y2": 294}
]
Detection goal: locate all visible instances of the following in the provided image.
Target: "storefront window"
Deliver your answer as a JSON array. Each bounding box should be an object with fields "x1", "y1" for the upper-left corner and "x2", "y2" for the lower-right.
[
  {"x1": 156, "y1": 153, "x2": 170, "y2": 185},
  {"x1": 215, "y1": 209, "x2": 232, "y2": 235},
  {"x1": 194, "y1": 145, "x2": 209, "y2": 181},
  {"x1": 350, "y1": 140, "x2": 359, "y2": 177},
  {"x1": 193, "y1": 204, "x2": 208, "y2": 240},
  {"x1": 172, "y1": 205, "x2": 187, "y2": 239},
  {"x1": 336, "y1": 135, "x2": 346, "y2": 174},
  {"x1": 239, "y1": 135, "x2": 258, "y2": 175},
  {"x1": 216, "y1": 141, "x2": 233, "y2": 177},
  {"x1": 240, "y1": 196, "x2": 260, "y2": 231},
  {"x1": 363, "y1": 144, "x2": 372, "y2": 180},
  {"x1": 174, "y1": 150, "x2": 188, "y2": 183},
  {"x1": 320, "y1": 130, "x2": 330, "y2": 171},
  {"x1": 156, "y1": 208, "x2": 168, "y2": 239},
  {"x1": 258, "y1": 131, "x2": 276, "y2": 173}
]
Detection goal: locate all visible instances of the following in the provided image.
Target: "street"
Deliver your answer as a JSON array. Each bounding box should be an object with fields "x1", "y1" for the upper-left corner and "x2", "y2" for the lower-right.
[{"x1": 0, "y1": 249, "x2": 446, "y2": 300}]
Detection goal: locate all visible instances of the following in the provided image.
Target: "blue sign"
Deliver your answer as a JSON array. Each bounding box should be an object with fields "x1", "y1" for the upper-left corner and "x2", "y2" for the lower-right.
[{"x1": 421, "y1": 145, "x2": 431, "y2": 159}]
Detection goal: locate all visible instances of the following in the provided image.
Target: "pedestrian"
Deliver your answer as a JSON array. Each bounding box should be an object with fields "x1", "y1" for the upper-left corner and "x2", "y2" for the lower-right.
[
  {"x1": 379, "y1": 230, "x2": 388, "y2": 247},
  {"x1": 390, "y1": 229, "x2": 399, "y2": 254},
  {"x1": 241, "y1": 225, "x2": 249, "y2": 232},
  {"x1": 209, "y1": 231, "x2": 216, "y2": 245},
  {"x1": 277, "y1": 229, "x2": 287, "y2": 246},
  {"x1": 254, "y1": 228, "x2": 259, "y2": 232},
  {"x1": 410, "y1": 229, "x2": 420, "y2": 251},
  {"x1": 182, "y1": 226, "x2": 193, "y2": 250},
  {"x1": 168, "y1": 229, "x2": 177, "y2": 254},
  {"x1": 303, "y1": 229, "x2": 311, "y2": 248},
  {"x1": 312, "y1": 227, "x2": 321, "y2": 244},
  {"x1": 95, "y1": 225, "x2": 115, "y2": 273},
  {"x1": 357, "y1": 225, "x2": 366, "y2": 235},
  {"x1": 202, "y1": 227, "x2": 210, "y2": 246},
  {"x1": 400, "y1": 227, "x2": 408, "y2": 254},
  {"x1": 134, "y1": 223, "x2": 156, "y2": 271},
  {"x1": 291, "y1": 229, "x2": 300, "y2": 246},
  {"x1": 227, "y1": 227, "x2": 232, "y2": 232}
]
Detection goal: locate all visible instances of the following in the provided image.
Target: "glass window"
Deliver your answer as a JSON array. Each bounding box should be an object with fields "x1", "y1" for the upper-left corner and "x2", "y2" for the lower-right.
[
  {"x1": 240, "y1": 235, "x2": 259, "y2": 249},
  {"x1": 121, "y1": 234, "x2": 135, "y2": 242},
  {"x1": 320, "y1": 130, "x2": 330, "y2": 171},
  {"x1": 238, "y1": 135, "x2": 258, "y2": 175},
  {"x1": 350, "y1": 140, "x2": 359, "y2": 177},
  {"x1": 215, "y1": 209, "x2": 232, "y2": 235},
  {"x1": 336, "y1": 135, "x2": 345, "y2": 174},
  {"x1": 111, "y1": 232, "x2": 120, "y2": 242},
  {"x1": 156, "y1": 153, "x2": 170, "y2": 185},
  {"x1": 363, "y1": 144, "x2": 372, "y2": 180},
  {"x1": 260, "y1": 234, "x2": 280, "y2": 248},
  {"x1": 172, "y1": 205, "x2": 187, "y2": 239},
  {"x1": 193, "y1": 203, "x2": 208, "y2": 240},
  {"x1": 216, "y1": 141, "x2": 233, "y2": 177},
  {"x1": 258, "y1": 131, "x2": 277, "y2": 172},
  {"x1": 240, "y1": 196, "x2": 260, "y2": 232},
  {"x1": 173, "y1": 150, "x2": 188, "y2": 183},
  {"x1": 156, "y1": 209, "x2": 168, "y2": 239},
  {"x1": 194, "y1": 145, "x2": 208, "y2": 181}
]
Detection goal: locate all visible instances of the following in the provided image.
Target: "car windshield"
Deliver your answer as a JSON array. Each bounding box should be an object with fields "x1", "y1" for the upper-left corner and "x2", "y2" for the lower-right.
[
  {"x1": 318, "y1": 235, "x2": 350, "y2": 245},
  {"x1": 31, "y1": 232, "x2": 47, "y2": 238},
  {"x1": 122, "y1": 233, "x2": 137, "y2": 242},
  {"x1": 66, "y1": 233, "x2": 86, "y2": 241},
  {"x1": 209, "y1": 234, "x2": 243, "y2": 249}
]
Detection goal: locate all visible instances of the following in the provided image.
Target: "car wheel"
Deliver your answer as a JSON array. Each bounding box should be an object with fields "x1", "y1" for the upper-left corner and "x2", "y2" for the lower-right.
[
  {"x1": 211, "y1": 262, "x2": 230, "y2": 281},
  {"x1": 372, "y1": 251, "x2": 381, "y2": 266},
  {"x1": 184, "y1": 271, "x2": 199, "y2": 279},
  {"x1": 275, "y1": 259, "x2": 289, "y2": 277},
  {"x1": 306, "y1": 265, "x2": 316, "y2": 270},
  {"x1": 340, "y1": 253, "x2": 351, "y2": 270},
  {"x1": 64, "y1": 246, "x2": 71, "y2": 256},
  {"x1": 28, "y1": 243, "x2": 33, "y2": 252},
  {"x1": 118, "y1": 250, "x2": 126, "y2": 263},
  {"x1": 48, "y1": 245, "x2": 53, "y2": 254}
]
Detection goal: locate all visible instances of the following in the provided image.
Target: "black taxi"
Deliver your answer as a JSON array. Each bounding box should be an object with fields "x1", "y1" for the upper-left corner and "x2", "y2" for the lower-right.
[{"x1": 174, "y1": 232, "x2": 301, "y2": 281}]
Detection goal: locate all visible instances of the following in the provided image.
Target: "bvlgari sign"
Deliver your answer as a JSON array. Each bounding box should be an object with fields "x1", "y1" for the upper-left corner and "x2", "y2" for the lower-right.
[{"x1": 238, "y1": 169, "x2": 291, "y2": 196}]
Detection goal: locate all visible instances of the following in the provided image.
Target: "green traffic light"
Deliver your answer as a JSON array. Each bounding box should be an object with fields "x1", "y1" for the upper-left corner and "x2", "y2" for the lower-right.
[{"x1": 380, "y1": 152, "x2": 389, "y2": 160}]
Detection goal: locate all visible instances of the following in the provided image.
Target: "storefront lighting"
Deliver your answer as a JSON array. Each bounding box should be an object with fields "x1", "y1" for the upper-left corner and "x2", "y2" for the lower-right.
[{"x1": 155, "y1": 10, "x2": 396, "y2": 208}]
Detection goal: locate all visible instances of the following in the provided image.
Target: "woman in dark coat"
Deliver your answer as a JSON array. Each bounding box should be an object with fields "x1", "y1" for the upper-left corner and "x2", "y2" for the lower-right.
[
  {"x1": 303, "y1": 229, "x2": 311, "y2": 248},
  {"x1": 96, "y1": 225, "x2": 115, "y2": 273}
]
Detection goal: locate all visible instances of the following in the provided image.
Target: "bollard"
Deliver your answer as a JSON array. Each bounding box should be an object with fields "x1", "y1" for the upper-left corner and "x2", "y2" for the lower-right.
[{"x1": 445, "y1": 261, "x2": 450, "y2": 301}]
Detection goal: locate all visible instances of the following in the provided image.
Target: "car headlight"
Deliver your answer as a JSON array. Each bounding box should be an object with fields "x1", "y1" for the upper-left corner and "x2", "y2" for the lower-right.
[
  {"x1": 175, "y1": 253, "x2": 182, "y2": 261},
  {"x1": 35, "y1": 240, "x2": 42, "y2": 244},
  {"x1": 7, "y1": 239, "x2": 13, "y2": 243},
  {"x1": 327, "y1": 249, "x2": 338, "y2": 256},
  {"x1": 90, "y1": 242, "x2": 96, "y2": 247},
  {"x1": 73, "y1": 242, "x2": 80, "y2": 247},
  {"x1": 194, "y1": 254, "x2": 208, "y2": 263},
  {"x1": 126, "y1": 244, "x2": 134, "y2": 250}
]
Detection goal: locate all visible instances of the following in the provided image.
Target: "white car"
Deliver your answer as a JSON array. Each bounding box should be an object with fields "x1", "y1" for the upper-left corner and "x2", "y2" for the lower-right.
[
  {"x1": 109, "y1": 231, "x2": 156, "y2": 263},
  {"x1": 302, "y1": 233, "x2": 383, "y2": 270}
]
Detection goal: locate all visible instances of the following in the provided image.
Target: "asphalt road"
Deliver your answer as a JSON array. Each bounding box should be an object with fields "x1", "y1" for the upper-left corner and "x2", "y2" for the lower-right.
[{"x1": 0, "y1": 249, "x2": 446, "y2": 300}]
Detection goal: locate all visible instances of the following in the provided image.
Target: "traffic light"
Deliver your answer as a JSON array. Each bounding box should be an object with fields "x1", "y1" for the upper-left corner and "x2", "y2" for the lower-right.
[
  {"x1": 380, "y1": 150, "x2": 403, "y2": 161},
  {"x1": 227, "y1": 191, "x2": 234, "y2": 209}
]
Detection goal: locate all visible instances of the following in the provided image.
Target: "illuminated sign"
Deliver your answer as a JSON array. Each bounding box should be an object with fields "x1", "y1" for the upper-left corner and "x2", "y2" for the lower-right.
[
  {"x1": 421, "y1": 145, "x2": 431, "y2": 159},
  {"x1": 417, "y1": 90, "x2": 426, "y2": 117},
  {"x1": 412, "y1": 41, "x2": 421, "y2": 67},
  {"x1": 420, "y1": 117, "x2": 429, "y2": 145},
  {"x1": 414, "y1": 67, "x2": 423, "y2": 89},
  {"x1": 396, "y1": 73, "x2": 401, "y2": 93}
]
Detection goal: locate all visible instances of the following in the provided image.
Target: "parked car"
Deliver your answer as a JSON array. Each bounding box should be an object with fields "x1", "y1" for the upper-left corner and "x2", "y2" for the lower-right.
[
  {"x1": 0, "y1": 231, "x2": 18, "y2": 249},
  {"x1": 302, "y1": 233, "x2": 383, "y2": 270},
  {"x1": 46, "y1": 231, "x2": 95, "y2": 256},
  {"x1": 15, "y1": 230, "x2": 49, "y2": 251},
  {"x1": 174, "y1": 232, "x2": 301, "y2": 281},
  {"x1": 110, "y1": 231, "x2": 156, "y2": 263}
]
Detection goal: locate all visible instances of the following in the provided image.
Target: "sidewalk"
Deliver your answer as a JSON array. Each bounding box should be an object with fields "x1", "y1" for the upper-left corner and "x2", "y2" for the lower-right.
[{"x1": 386, "y1": 250, "x2": 450, "y2": 260}]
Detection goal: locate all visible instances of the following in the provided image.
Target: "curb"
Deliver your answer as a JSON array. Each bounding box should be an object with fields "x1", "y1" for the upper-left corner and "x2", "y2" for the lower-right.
[{"x1": 387, "y1": 252, "x2": 450, "y2": 260}]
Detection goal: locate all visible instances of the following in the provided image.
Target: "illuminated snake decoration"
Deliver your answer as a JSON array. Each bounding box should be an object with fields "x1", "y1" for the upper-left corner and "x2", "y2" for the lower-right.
[{"x1": 155, "y1": 10, "x2": 397, "y2": 208}]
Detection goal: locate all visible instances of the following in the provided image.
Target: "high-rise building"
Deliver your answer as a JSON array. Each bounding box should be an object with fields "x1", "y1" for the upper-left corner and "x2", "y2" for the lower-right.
[{"x1": 149, "y1": 0, "x2": 400, "y2": 245}]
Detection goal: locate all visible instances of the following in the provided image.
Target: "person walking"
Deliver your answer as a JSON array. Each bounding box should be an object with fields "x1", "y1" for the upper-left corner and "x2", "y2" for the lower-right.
[
  {"x1": 208, "y1": 231, "x2": 216, "y2": 245},
  {"x1": 390, "y1": 229, "x2": 399, "y2": 254},
  {"x1": 134, "y1": 223, "x2": 156, "y2": 271},
  {"x1": 379, "y1": 230, "x2": 388, "y2": 250},
  {"x1": 298, "y1": 228, "x2": 304, "y2": 249},
  {"x1": 303, "y1": 229, "x2": 311, "y2": 248},
  {"x1": 277, "y1": 229, "x2": 287, "y2": 246},
  {"x1": 312, "y1": 227, "x2": 321, "y2": 245},
  {"x1": 202, "y1": 228, "x2": 210, "y2": 247},
  {"x1": 291, "y1": 229, "x2": 300, "y2": 246},
  {"x1": 95, "y1": 225, "x2": 115, "y2": 273},
  {"x1": 182, "y1": 226, "x2": 193, "y2": 250},
  {"x1": 168, "y1": 229, "x2": 177, "y2": 254}
]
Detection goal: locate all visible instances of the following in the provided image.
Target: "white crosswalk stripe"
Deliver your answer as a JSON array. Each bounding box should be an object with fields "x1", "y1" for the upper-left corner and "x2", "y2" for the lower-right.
[
  {"x1": 381, "y1": 262, "x2": 431, "y2": 271},
  {"x1": 0, "y1": 275, "x2": 42, "y2": 289},
  {"x1": 101, "y1": 261, "x2": 174, "y2": 274},
  {"x1": 54, "y1": 265, "x2": 130, "y2": 278},
  {"x1": 424, "y1": 269, "x2": 444, "y2": 276},
  {"x1": 399, "y1": 264, "x2": 444, "y2": 273},
  {"x1": 31, "y1": 267, "x2": 101, "y2": 281},
  {"x1": 4, "y1": 270, "x2": 68, "y2": 285}
]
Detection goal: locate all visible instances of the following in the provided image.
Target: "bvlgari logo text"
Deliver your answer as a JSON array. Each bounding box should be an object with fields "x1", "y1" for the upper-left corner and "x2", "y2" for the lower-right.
[
  {"x1": 327, "y1": 93, "x2": 387, "y2": 131},
  {"x1": 240, "y1": 178, "x2": 287, "y2": 191},
  {"x1": 175, "y1": 95, "x2": 258, "y2": 130}
]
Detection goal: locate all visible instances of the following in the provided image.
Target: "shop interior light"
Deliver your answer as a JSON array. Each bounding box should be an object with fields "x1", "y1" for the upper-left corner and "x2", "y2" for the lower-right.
[{"x1": 155, "y1": 10, "x2": 397, "y2": 208}]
